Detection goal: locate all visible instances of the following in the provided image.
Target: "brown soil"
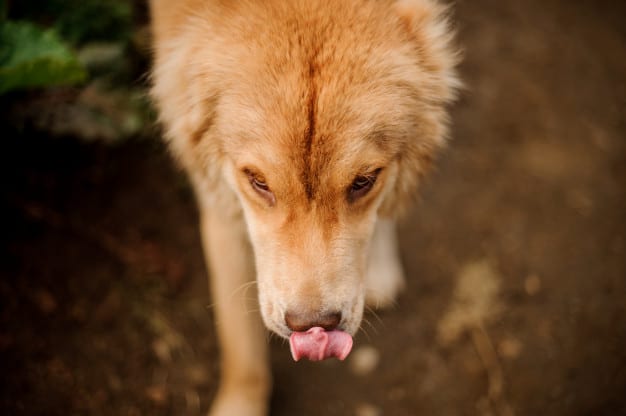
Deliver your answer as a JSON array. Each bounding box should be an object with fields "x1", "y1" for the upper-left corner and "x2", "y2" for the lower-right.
[{"x1": 1, "y1": 0, "x2": 625, "y2": 415}]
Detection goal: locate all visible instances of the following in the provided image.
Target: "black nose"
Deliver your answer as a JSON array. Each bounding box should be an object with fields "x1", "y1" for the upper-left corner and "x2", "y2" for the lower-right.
[{"x1": 284, "y1": 310, "x2": 342, "y2": 332}]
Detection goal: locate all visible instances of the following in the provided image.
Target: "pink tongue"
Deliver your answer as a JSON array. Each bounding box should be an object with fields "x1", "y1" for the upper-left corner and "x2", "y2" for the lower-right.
[{"x1": 289, "y1": 327, "x2": 353, "y2": 362}]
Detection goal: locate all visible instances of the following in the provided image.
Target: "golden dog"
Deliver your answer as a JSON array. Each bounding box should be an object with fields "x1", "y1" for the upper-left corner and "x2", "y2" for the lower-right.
[{"x1": 150, "y1": 0, "x2": 459, "y2": 414}]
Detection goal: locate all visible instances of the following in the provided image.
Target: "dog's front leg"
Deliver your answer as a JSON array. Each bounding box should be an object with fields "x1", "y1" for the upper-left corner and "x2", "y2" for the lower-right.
[
  {"x1": 200, "y1": 206, "x2": 271, "y2": 416},
  {"x1": 365, "y1": 218, "x2": 406, "y2": 309}
]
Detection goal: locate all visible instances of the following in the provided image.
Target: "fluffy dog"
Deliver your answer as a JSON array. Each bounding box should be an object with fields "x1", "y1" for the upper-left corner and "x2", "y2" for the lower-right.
[{"x1": 150, "y1": 0, "x2": 459, "y2": 414}]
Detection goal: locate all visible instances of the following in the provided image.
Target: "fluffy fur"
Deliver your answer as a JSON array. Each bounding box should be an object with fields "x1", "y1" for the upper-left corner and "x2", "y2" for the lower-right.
[{"x1": 150, "y1": 0, "x2": 459, "y2": 414}]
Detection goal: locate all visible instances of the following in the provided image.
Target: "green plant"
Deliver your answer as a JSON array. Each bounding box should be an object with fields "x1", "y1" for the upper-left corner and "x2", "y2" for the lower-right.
[{"x1": 0, "y1": 21, "x2": 86, "y2": 93}]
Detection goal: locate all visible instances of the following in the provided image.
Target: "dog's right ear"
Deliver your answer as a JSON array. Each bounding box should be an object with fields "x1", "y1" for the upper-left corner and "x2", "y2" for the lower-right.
[
  {"x1": 376, "y1": 0, "x2": 461, "y2": 218},
  {"x1": 393, "y1": 0, "x2": 462, "y2": 104}
]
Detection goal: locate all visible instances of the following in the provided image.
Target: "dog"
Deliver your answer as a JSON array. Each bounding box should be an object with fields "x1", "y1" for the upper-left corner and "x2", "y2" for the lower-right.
[{"x1": 149, "y1": 0, "x2": 459, "y2": 414}]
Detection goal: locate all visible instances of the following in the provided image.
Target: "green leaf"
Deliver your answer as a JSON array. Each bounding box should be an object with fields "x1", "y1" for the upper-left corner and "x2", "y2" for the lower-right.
[
  {"x1": 0, "y1": 21, "x2": 87, "y2": 93},
  {"x1": 54, "y1": 0, "x2": 132, "y2": 45}
]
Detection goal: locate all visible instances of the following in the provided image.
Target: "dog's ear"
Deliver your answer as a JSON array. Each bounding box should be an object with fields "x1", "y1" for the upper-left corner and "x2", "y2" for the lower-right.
[
  {"x1": 394, "y1": 0, "x2": 461, "y2": 103},
  {"x1": 377, "y1": 0, "x2": 461, "y2": 218}
]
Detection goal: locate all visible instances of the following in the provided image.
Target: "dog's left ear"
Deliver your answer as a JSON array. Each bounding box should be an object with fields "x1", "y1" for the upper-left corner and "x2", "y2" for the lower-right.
[{"x1": 393, "y1": 0, "x2": 461, "y2": 103}]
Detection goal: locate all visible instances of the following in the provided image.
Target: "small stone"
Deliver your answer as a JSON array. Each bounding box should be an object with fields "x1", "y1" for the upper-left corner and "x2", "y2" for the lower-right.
[
  {"x1": 145, "y1": 386, "x2": 168, "y2": 405},
  {"x1": 349, "y1": 345, "x2": 380, "y2": 376},
  {"x1": 152, "y1": 338, "x2": 171, "y2": 363},
  {"x1": 524, "y1": 275, "x2": 542, "y2": 296},
  {"x1": 498, "y1": 337, "x2": 523, "y2": 359},
  {"x1": 356, "y1": 403, "x2": 382, "y2": 416}
]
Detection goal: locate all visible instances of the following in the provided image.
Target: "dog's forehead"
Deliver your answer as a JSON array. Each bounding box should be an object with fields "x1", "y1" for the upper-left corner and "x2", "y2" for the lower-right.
[
  {"x1": 215, "y1": 1, "x2": 422, "y2": 198},
  {"x1": 226, "y1": 68, "x2": 405, "y2": 147},
  {"x1": 225, "y1": 79, "x2": 401, "y2": 197}
]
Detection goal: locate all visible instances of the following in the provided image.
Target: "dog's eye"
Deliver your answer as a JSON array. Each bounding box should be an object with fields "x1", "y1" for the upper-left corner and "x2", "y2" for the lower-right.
[
  {"x1": 245, "y1": 169, "x2": 275, "y2": 206},
  {"x1": 348, "y1": 169, "x2": 381, "y2": 202},
  {"x1": 251, "y1": 176, "x2": 269, "y2": 192}
]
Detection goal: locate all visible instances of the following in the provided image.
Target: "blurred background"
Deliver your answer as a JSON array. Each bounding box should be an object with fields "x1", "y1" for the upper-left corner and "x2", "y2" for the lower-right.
[{"x1": 1, "y1": 0, "x2": 624, "y2": 415}]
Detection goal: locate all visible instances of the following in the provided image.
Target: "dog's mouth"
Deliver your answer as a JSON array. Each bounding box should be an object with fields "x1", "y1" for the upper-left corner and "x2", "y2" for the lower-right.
[
  {"x1": 258, "y1": 296, "x2": 363, "y2": 362},
  {"x1": 261, "y1": 298, "x2": 364, "y2": 362},
  {"x1": 255, "y1": 263, "x2": 367, "y2": 361},
  {"x1": 289, "y1": 327, "x2": 354, "y2": 361}
]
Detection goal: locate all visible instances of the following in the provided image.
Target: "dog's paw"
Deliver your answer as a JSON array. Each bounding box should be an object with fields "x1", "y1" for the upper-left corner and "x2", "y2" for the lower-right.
[{"x1": 208, "y1": 386, "x2": 268, "y2": 416}]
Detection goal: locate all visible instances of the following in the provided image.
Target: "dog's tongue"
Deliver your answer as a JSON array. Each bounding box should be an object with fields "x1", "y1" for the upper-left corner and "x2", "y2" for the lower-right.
[{"x1": 289, "y1": 327, "x2": 353, "y2": 362}]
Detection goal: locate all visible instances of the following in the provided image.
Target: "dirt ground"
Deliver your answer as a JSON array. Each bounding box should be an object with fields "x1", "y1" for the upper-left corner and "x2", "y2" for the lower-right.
[{"x1": 1, "y1": 0, "x2": 625, "y2": 415}]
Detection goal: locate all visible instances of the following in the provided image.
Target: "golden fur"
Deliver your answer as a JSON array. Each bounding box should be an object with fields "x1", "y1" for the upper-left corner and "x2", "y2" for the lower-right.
[{"x1": 150, "y1": 0, "x2": 459, "y2": 414}]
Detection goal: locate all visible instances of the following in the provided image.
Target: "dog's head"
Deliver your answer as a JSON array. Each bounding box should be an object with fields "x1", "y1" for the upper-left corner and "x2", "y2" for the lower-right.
[{"x1": 152, "y1": 0, "x2": 459, "y2": 338}]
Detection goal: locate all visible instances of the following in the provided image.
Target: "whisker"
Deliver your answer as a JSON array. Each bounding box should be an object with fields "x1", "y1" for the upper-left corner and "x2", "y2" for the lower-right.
[
  {"x1": 358, "y1": 324, "x2": 371, "y2": 341},
  {"x1": 361, "y1": 316, "x2": 378, "y2": 335},
  {"x1": 365, "y1": 305, "x2": 384, "y2": 326},
  {"x1": 229, "y1": 280, "x2": 258, "y2": 301}
]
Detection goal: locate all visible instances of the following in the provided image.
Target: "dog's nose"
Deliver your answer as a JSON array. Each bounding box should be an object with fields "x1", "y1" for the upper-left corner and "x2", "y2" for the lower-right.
[{"x1": 285, "y1": 310, "x2": 342, "y2": 332}]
